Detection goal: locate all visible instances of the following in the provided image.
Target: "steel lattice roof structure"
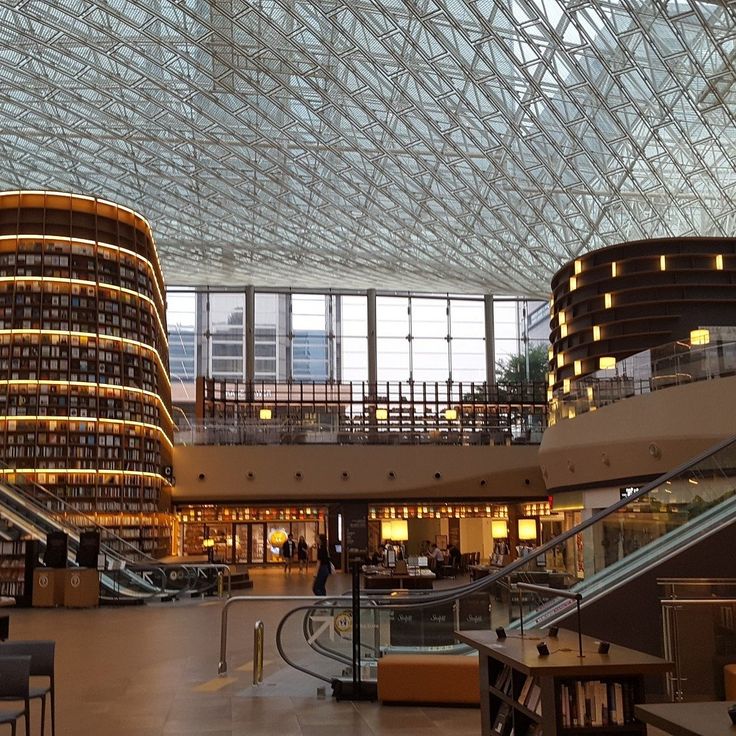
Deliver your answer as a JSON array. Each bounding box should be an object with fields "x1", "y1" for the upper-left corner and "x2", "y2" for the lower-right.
[{"x1": 1, "y1": 0, "x2": 735, "y2": 295}]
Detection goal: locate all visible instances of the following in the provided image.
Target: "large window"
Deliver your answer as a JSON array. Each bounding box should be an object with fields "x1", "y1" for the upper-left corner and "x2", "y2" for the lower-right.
[{"x1": 167, "y1": 289, "x2": 545, "y2": 386}]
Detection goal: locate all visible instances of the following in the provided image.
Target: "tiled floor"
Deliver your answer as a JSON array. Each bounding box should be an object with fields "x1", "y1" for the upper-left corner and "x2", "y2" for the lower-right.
[{"x1": 8, "y1": 568, "x2": 483, "y2": 736}]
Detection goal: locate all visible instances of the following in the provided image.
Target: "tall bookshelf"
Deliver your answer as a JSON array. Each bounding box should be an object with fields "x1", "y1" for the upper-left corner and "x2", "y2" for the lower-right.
[
  {"x1": 456, "y1": 628, "x2": 672, "y2": 736},
  {"x1": 0, "y1": 191, "x2": 173, "y2": 556}
]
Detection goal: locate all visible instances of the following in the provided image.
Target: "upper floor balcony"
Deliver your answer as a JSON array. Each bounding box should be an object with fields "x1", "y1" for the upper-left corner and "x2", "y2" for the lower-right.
[{"x1": 175, "y1": 378, "x2": 548, "y2": 446}]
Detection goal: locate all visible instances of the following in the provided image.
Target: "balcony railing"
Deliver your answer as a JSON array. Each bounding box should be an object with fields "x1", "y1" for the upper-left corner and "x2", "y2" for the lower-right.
[
  {"x1": 176, "y1": 379, "x2": 548, "y2": 446},
  {"x1": 550, "y1": 336, "x2": 736, "y2": 424}
]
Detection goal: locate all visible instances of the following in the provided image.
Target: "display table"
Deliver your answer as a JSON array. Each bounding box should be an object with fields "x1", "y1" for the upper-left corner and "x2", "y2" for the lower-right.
[
  {"x1": 363, "y1": 571, "x2": 435, "y2": 590},
  {"x1": 457, "y1": 627, "x2": 672, "y2": 736},
  {"x1": 635, "y1": 701, "x2": 736, "y2": 736}
]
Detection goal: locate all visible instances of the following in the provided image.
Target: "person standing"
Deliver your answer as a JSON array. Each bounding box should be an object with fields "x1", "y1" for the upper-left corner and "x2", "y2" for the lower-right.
[
  {"x1": 282, "y1": 533, "x2": 297, "y2": 573},
  {"x1": 312, "y1": 533, "x2": 332, "y2": 595},
  {"x1": 297, "y1": 535, "x2": 309, "y2": 573}
]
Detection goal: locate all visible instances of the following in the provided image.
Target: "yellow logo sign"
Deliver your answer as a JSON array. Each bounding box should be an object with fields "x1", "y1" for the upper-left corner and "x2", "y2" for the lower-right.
[
  {"x1": 269, "y1": 529, "x2": 288, "y2": 548},
  {"x1": 334, "y1": 610, "x2": 352, "y2": 635}
]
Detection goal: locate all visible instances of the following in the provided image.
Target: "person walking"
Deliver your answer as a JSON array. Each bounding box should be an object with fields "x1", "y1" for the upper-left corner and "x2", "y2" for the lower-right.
[
  {"x1": 282, "y1": 533, "x2": 297, "y2": 573},
  {"x1": 297, "y1": 535, "x2": 309, "y2": 573},
  {"x1": 312, "y1": 533, "x2": 332, "y2": 595}
]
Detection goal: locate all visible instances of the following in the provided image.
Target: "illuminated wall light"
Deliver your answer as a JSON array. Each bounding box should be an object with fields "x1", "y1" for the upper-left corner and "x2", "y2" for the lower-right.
[
  {"x1": 604, "y1": 293, "x2": 612, "y2": 309},
  {"x1": 688, "y1": 478, "x2": 699, "y2": 485},
  {"x1": 444, "y1": 408, "x2": 457, "y2": 421},
  {"x1": 574, "y1": 259, "x2": 582, "y2": 275},
  {"x1": 375, "y1": 407, "x2": 388, "y2": 421},
  {"x1": 611, "y1": 261, "x2": 617, "y2": 277},
  {"x1": 546, "y1": 389, "x2": 553, "y2": 401},
  {"x1": 518, "y1": 518, "x2": 538, "y2": 541},
  {"x1": 569, "y1": 276, "x2": 577, "y2": 291},
  {"x1": 259, "y1": 408, "x2": 272, "y2": 420},
  {"x1": 491, "y1": 519, "x2": 508, "y2": 538},
  {"x1": 599, "y1": 356, "x2": 616, "y2": 370},
  {"x1": 690, "y1": 328, "x2": 710, "y2": 346},
  {"x1": 586, "y1": 386, "x2": 594, "y2": 401},
  {"x1": 557, "y1": 353, "x2": 564, "y2": 368},
  {"x1": 563, "y1": 378, "x2": 571, "y2": 393},
  {"x1": 574, "y1": 360, "x2": 582, "y2": 376},
  {"x1": 660, "y1": 255, "x2": 666, "y2": 271},
  {"x1": 560, "y1": 324, "x2": 568, "y2": 338},
  {"x1": 593, "y1": 325, "x2": 601, "y2": 341},
  {"x1": 548, "y1": 373, "x2": 555, "y2": 387},
  {"x1": 568, "y1": 407, "x2": 576, "y2": 419},
  {"x1": 558, "y1": 311, "x2": 566, "y2": 326},
  {"x1": 547, "y1": 347, "x2": 553, "y2": 360},
  {"x1": 716, "y1": 254, "x2": 724, "y2": 270}
]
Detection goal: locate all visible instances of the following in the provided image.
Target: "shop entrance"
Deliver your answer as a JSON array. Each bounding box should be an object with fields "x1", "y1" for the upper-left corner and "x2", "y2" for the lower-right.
[{"x1": 183, "y1": 520, "x2": 321, "y2": 565}]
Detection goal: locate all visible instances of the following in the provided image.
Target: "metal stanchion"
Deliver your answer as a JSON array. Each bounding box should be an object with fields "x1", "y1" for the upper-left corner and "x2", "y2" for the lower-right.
[
  {"x1": 217, "y1": 572, "x2": 224, "y2": 598},
  {"x1": 253, "y1": 620, "x2": 264, "y2": 686}
]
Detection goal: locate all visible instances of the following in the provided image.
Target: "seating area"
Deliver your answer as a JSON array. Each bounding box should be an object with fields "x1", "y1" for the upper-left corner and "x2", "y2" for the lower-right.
[
  {"x1": 0, "y1": 639, "x2": 55, "y2": 736},
  {"x1": 376, "y1": 654, "x2": 480, "y2": 706}
]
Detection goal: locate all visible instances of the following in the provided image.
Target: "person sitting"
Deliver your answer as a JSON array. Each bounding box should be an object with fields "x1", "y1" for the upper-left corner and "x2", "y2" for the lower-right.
[
  {"x1": 429, "y1": 543, "x2": 445, "y2": 577},
  {"x1": 447, "y1": 543, "x2": 462, "y2": 571}
]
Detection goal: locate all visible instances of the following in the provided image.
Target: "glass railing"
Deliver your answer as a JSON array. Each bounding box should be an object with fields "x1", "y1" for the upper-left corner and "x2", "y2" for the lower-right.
[
  {"x1": 176, "y1": 378, "x2": 547, "y2": 446},
  {"x1": 269, "y1": 433, "x2": 736, "y2": 683},
  {"x1": 550, "y1": 335, "x2": 736, "y2": 424},
  {"x1": 659, "y1": 578, "x2": 736, "y2": 702}
]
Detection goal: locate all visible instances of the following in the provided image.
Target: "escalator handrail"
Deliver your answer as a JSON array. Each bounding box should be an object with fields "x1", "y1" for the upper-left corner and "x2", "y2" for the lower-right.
[
  {"x1": 0, "y1": 461, "x2": 158, "y2": 563},
  {"x1": 356, "y1": 432, "x2": 736, "y2": 612}
]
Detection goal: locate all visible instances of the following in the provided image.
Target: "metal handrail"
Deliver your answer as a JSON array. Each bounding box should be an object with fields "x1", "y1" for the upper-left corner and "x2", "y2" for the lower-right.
[
  {"x1": 0, "y1": 461, "x2": 157, "y2": 563},
  {"x1": 218, "y1": 594, "x2": 354, "y2": 675}
]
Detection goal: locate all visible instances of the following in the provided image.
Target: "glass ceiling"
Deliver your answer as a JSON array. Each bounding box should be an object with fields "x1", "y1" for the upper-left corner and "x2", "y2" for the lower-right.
[{"x1": 0, "y1": 0, "x2": 734, "y2": 295}]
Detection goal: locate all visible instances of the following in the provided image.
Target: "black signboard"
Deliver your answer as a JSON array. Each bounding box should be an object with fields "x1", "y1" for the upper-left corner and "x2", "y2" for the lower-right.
[
  {"x1": 43, "y1": 531, "x2": 68, "y2": 568},
  {"x1": 342, "y1": 503, "x2": 369, "y2": 568},
  {"x1": 77, "y1": 531, "x2": 101, "y2": 568}
]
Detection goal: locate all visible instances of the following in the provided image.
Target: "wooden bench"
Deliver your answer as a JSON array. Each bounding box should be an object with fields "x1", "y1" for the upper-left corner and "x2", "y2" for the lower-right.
[{"x1": 377, "y1": 654, "x2": 479, "y2": 706}]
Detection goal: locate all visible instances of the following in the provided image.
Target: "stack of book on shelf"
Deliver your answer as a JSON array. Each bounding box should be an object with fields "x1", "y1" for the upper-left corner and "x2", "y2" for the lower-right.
[
  {"x1": 558, "y1": 679, "x2": 633, "y2": 728},
  {"x1": 494, "y1": 664, "x2": 514, "y2": 696},
  {"x1": 518, "y1": 674, "x2": 542, "y2": 715}
]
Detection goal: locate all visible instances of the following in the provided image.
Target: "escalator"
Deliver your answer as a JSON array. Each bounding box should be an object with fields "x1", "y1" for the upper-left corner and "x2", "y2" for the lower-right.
[
  {"x1": 276, "y1": 434, "x2": 736, "y2": 683},
  {"x1": 0, "y1": 476, "x2": 225, "y2": 601}
]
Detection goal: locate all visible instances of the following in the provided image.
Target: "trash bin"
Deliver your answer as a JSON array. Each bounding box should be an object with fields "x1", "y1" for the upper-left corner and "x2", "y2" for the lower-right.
[
  {"x1": 32, "y1": 568, "x2": 64, "y2": 607},
  {"x1": 63, "y1": 569, "x2": 99, "y2": 608}
]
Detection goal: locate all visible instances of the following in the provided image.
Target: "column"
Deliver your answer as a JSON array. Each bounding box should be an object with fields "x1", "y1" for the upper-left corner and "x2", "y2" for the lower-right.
[
  {"x1": 367, "y1": 288, "x2": 377, "y2": 394},
  {"x1": 245, "y1": 285, "x2": 255, "y2": 384},
  {"x1": 484, "y1": 294, "x2": 496, "y2": 386}
]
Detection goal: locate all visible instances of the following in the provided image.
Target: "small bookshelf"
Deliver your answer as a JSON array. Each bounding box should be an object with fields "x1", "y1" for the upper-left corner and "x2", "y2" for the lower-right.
[{"x1": 456, "y1": 628, "x2": 672, "y2": 736}]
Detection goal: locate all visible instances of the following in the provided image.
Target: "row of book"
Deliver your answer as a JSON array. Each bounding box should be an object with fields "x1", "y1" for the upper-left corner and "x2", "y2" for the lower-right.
[
  {"x1": 558, "y1": 679, "x2": 635, "y2": 728},
  {"x1": 492, "y1": 667, "x2": 542, "y2": 714}
]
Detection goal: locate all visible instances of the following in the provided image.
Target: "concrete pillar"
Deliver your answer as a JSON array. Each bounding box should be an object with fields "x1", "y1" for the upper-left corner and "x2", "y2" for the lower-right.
[{"x1": 484, "y1": 294, "x2": 496, "y2": 386}]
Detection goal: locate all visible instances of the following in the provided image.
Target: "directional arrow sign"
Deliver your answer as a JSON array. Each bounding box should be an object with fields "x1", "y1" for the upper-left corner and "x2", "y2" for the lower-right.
[{"x1": 307, "y1": 615, "x2": 335, "y2": 644}]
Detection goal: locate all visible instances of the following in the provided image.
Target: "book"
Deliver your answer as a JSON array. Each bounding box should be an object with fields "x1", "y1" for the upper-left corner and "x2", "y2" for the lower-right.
[
  {"x1": 518, "y1": 675, "x2": 534, "y2": 704},
  {"x1": 492, "y1": 703, "x2": 511, "y2": 735}
]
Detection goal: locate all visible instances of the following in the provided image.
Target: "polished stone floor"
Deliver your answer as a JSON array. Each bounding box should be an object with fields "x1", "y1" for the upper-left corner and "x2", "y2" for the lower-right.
[{"x1": 9, "y1": 568, "x2": 484, "y2": 736}]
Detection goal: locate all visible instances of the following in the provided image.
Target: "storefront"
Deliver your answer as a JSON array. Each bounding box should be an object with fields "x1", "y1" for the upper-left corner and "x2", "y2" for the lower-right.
[{"x1": 175, "y1": 504, "x2": 328, "y2": 565}]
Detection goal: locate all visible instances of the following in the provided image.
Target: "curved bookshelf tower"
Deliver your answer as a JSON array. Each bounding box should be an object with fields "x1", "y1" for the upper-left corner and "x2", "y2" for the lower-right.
[
  {"x1": 0, "y1": 191, "x2": 173, "y2": 555},
  {"x1": 549, "y1": 237, "x2": 736, "y2": 393}
]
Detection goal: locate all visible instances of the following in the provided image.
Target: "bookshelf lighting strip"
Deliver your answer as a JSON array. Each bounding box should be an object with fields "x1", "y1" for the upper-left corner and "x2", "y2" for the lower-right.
[
  {"x1": 0, "y1": 379, "x2": 174, "y2": 426},
  {"x1": 0, "y1": 328, "x2": 172, "y2": 390},
  {"x1": 0, "y1": 414, "x2": 173, "y2": 447},
  {"x1": 0, "y1": 467, "x2": 170, "y2": 482},
  {"x1": 0, "y1": 234, "x2": 167, "y2": 311},
  {"x1": 0, "y1": 275, "x2": 168, "y2": 345}
]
